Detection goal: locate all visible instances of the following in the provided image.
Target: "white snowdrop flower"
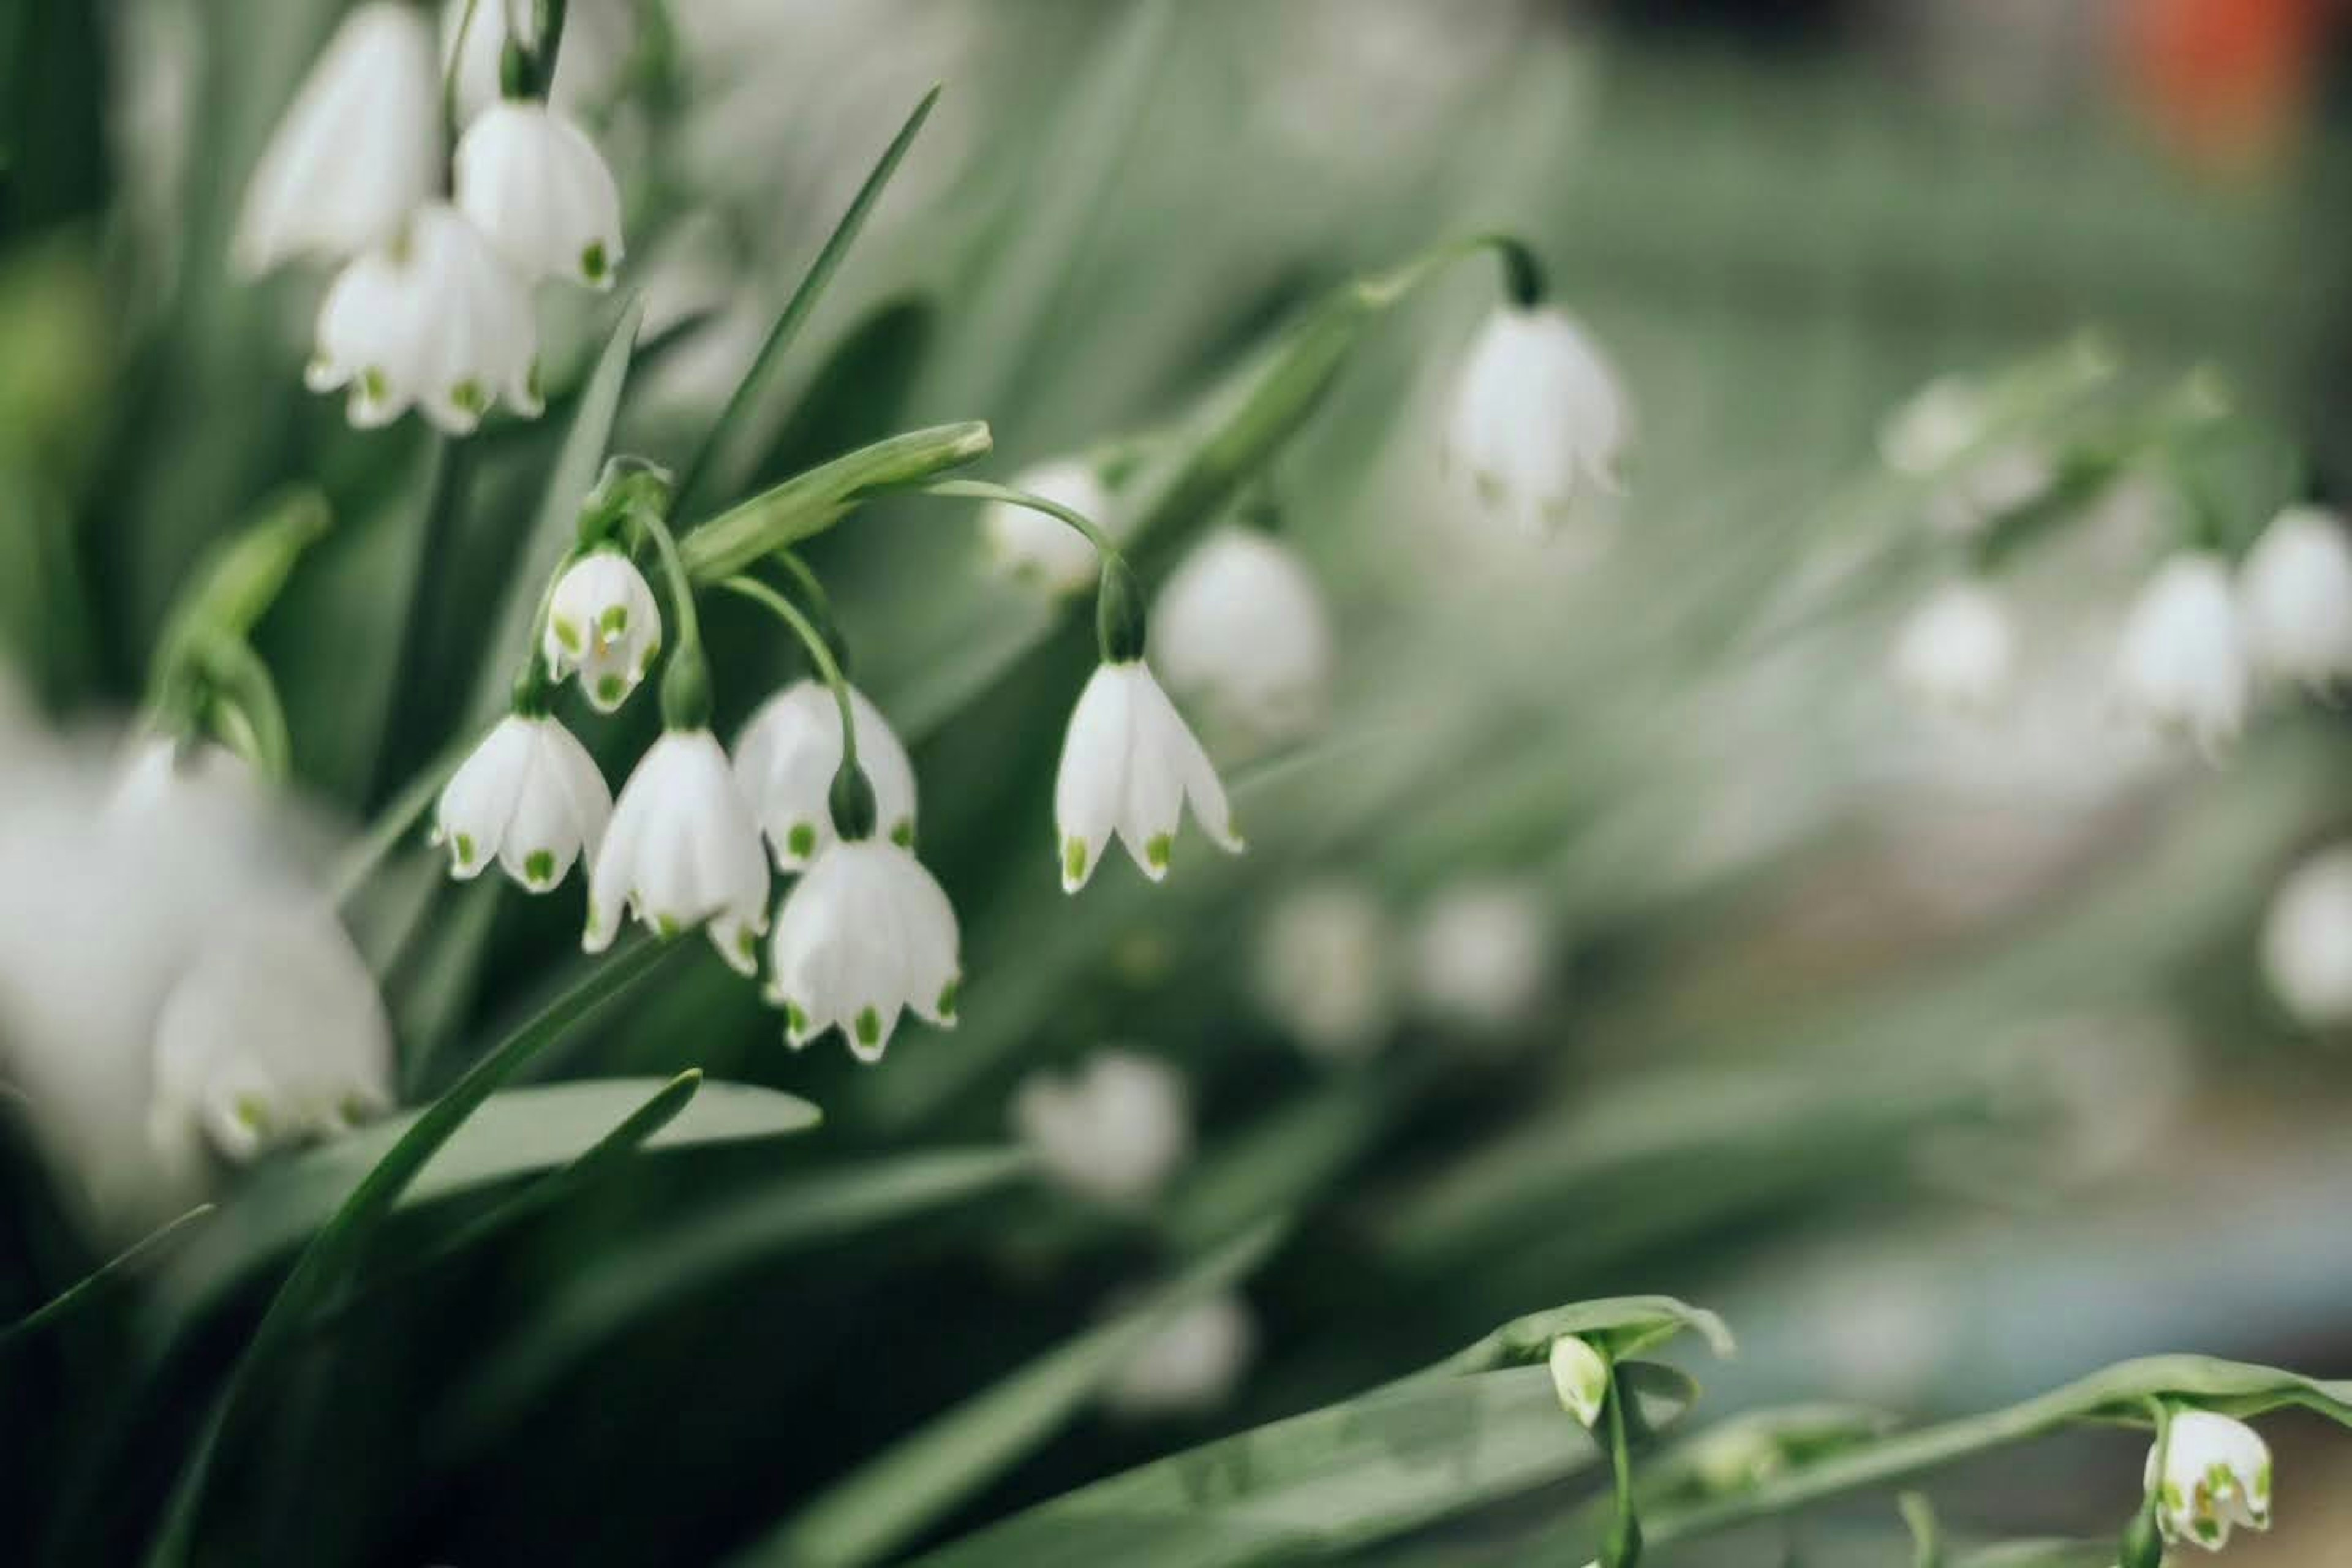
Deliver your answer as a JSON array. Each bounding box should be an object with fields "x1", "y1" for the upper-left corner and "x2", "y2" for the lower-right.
[
  {"x1": 733, "y1": 680, "x2": 917, "y2": 869},
  {"x1": 455, "y1": 100, "x2": 625, "y2": 289},
  {"x1": 984, "y1": 460, "x2": 1122, "y2": 595},
  {"x1": 2113, "y1": 552, "x2": 2251, "y2": 756},
  {"x1": 1253, "y1": 880, "x2": 1395, "y2": 1061},
  {"x1": 1880, "y1": 377, "x2": 1985, "y2": 477},
  {"x1": 442, "y1": 0, "x2": 631, "y2": 125},
  {"x1": 2261, "y1": 846, "x2": 2352, "y2": 1027},
  {"x1": 1409, "y1": 878, "x2": 1553, "y2": 1033},
  {"x1": 1055, "y1": 660, "x2": 1243, "y2": 892},
  {"x1": 1547, "y1": 1335, "x2": 1610, "y2": 1429},
  {"x1": 2146, "y1": 1409, "x2": 2272, "y2": 1550},
  {"x1": 305, "y1": 202, "x2": 543, "y2": 435},
  {"x1": 2239, "y1": 505, "x2": 2352, "y2": 692},
  {"x1": 1150, "y1": 528, "x2": 1336, "y2": 745},
  {"x1": 232, "y1": 2, "x2": 440, "y2": 274},
  {"x1": 1011, "y1": 1050, "x2": 1191, "y2": 1208},
  {"x1": 1102, "y1": 1292, "x2": 1256, "y2": 1420},
  {"x1": 431, "y1": 712, "x2": 611, "y2": 892},
  {"x1": 1890, "y1": 579, "x2": 2015, "y2": 712},
  {"x1": 543, "y1": 548, "x2": 663, "y2": 712},
  {"x1": 1444, "y1": 304, "x2": 1630, "y2": 540},
  {"x1": 764, "y1": 838, "x2": 960, "y2": 1062},
  {"x1": 584, "y1": 729, "x2": 770, "y2": 975}
]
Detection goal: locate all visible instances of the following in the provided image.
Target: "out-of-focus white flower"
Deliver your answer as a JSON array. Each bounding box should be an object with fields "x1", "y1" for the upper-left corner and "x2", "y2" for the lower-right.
[
  {"x1": 1879, "y1": 377, "x2": 2051, "y2": 535},
  {"x1": 1547, "y1": 1335, "x2": 1610, "y2": 1428},
  {"x1": 1011, "y1": 1050, "x2": 1191, "y2": 1208},
  {"x1": 1253, "y1": 880, "x2": 1395, "y2": 1061},
  {"x1": 1409, "y1": 879, "x2": 1553, "y2": 1033},
  {"x1": 1102, "y1": 1292, "x2": 1256, "y2": 1419},
  {"x1": 734, "y1": 680, "x2": 916, "y2": 869},
  {"x1": 584, "y1": 729, "x2": 769, "y2": 974},
  {"x1": 305, "y1": 202, "x2": 543, "y2": 435},
  {"x1": 2113, "y1": 552, "x2": 2249, "y2": 756},
  {"x1": 1150, "y1": 529, "x2": 1335, "y2": 745},
  {"x1": 2238, "y1": 505, "x2": 2352, "y2": 692},
  {"x1": 543, "y1": 548, "x2": 663, "y2": 712},
  {"x1": 233, "y1": 3, "x2": 440, "y2": 274},
  {"x1": 442, "y1": 0, "x2": 632, "y2": 124},
  {"x1": 431, "y1": 712, "x2": 611, "y2": 892},
  {"x1": 764, "y1": 838, "x2": 959, "y2": 1061},
  {"x1": 1890, "y1": 579, "x2": 2015, "y2": 712},
  {"x1": 2146, "y1": 1409, "x2": 2271, "y2": 1550},
  {"x1": 1880, "y1": 378, "x2": 1984, "y2": 476},
  {"x1": 2261, "y1": 846, "x2": 2352, "y2": 1027},
  {"x1": 1444, "y1": 304, "x2": 1630, "y2": 541},
  {"x1": 455, "y1": 100, "x2": 625, "y2": 288},
  {"x1": 984, "y1": 460, "x2": 1122, "y2": 595},
  {"x1": 1055, "y1": 661, "x2": 1243, "y2": 892}
]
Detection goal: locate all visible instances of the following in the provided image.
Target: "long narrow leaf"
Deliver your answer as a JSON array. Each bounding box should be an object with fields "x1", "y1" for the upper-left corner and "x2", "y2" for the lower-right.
[{"x1": 0, "y1": 1204, "x2": 212, "y2": 1349}]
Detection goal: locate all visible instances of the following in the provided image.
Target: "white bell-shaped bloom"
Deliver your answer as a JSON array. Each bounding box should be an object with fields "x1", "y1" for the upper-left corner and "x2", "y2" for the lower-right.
[
  {"x1": 2145, "y1": 1409, "x2": 2272, "y2": 1550},
  {"x1": 1547, "y1": 1335, "x2": 1610, "y2": 1429},
  {"x1": 1011, "y1": 1049, "x2": 1191, "y2": 1208},
  {"x1": 455, "y1": 100, "x2": 625, "y2": 289},
  {"x1": 233, "y1": 2, "x2": 441, "y2": 274},
  {"x1": 764, "y1": 837, "x2": 960, "y2": 1061},
  {"x1": 1253, "y1": 880, "x2": 1395, "y2": 1061},
  {"x1": 1444, "y1": 304, "x2": 1630, "y2": 540},
  {"x1": 984, "y1": 459, "x2": 1123, "y2": 595},
  {"x1": 2113, "y1": 552, "x2": 2250, "y2": 756},
  {"x1": 733, "y1": 680, "x2": 918, "y2": 869},
  {"x1": 1150, "y1": 528, "x2": 1336, "y2": 745},
  {"x1": 431, "y1": 712, "x2": 611, "y2": 892},
  {"x1": 305, "y1": 202, "x2": 543, "y2": 435},
  {"x1": 1055, "y1": 660, "x2": 1243, "y2": 892},
  {"x1": 1879, "y1": 377, "x2": 2052, "y2": 535},
  {"x1": 543, "y1": 548, "x2": 663, "y2": 712},
  {"x1": 1880, "y1": 377, "x2": 1984, "y2": 476},
  {"x1": 1103, "y1": 1292, "x2": 1256, "y2": 1419},
  {"x1": 2239, "y1": 505, "x2": 2352, "y2": 692},
  {"x1": 442, "y1": 0, "x2": 631, "y2": 125},
  {"x1": 2261, "y1": 846, "x2": 2352, "y2": 1027},
  {"x1": 1409, "y1": 878, "x2": 1553, "y2": 1033},
  {"x1": 584, "y1": 729, "x2": 770, "y2": 974},
  {"x1": 1890, "y1": 579, "x2": 2015, "y2": 712}
]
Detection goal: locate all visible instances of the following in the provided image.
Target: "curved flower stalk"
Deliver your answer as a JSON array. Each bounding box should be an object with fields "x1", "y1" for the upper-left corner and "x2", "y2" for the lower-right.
[
  {"x1": 1150, "y1": 524, "x2": 1335, "y2": 746},
  {"x1": 983, "y1": 459, "x2": 1123, "y2": 594},
  {"x1": 432, "y1": 712, "x2": 611, "y2": 892}
]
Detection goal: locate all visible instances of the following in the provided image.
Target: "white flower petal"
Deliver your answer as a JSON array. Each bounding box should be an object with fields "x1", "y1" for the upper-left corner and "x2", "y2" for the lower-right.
[
  {"x1": 766, "y1": 837, "x2": 960, "y2": 1060},
  {"x1": 2239, "y1": 505, "x2": 2352, "y2": 691},
  {"x1": 587, "y1": 729, "x2": 768, "y2": 961},
  {"x1": 1445, "y1": 305, "x2": 1631, "y2": 543},
  {"x1": 1150, "y1": 529, "x2": 1335, "y2": 745},
  {"x1": 2114, "y1": 552, "x2": 2249, "y2": 756},
  {"x1": 456, "y1": 100, "x2": 626, "y2": 288}
]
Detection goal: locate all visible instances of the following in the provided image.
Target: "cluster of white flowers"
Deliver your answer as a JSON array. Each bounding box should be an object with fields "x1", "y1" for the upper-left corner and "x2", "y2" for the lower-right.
[{"x1": 236, "y1": 2, "x2": 625, "y2": 435}]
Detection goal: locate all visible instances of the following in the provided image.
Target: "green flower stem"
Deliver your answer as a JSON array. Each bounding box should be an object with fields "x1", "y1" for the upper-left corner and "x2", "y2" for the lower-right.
[
  {"x1": 533, "y1": 0, "x2": 570, "y2": 90},
  {"x1": 921, "y1": 477, "x2": 1121, "y2": 559},
  {"x1": 718, "y1": 574, "x2": 859, "y2": 776},
  {"x1": 443, "y1": 0, "x2": 482, "y2": 136},
  {"x1": 919, "y1": 478, "x2": 1140, "y2": 662},
  {"x1": 630, "y1": 504, "x2": 709, "y2": 731},
  {"x1": 1604, "y1": 1359, "x2": 1642, "y2": 1567}
]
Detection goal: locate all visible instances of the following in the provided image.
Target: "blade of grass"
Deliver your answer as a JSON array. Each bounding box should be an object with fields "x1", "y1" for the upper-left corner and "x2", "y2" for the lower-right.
[{"x1": 0, "y1": 1204, "x2": 213, "y2": 1350}]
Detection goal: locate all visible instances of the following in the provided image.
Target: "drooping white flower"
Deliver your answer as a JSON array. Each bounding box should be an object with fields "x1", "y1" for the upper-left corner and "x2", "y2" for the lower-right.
[
  {"x1": 431, "y1": 713, "x2": 611, "y2": 892},
  {"x1": 1880, "y1": 377, "x2": 1984, "y2": 477},
  {"x1": 1890, "y1": 579, "x2": 2015, "y2": 712},
  {"x1": 442, "y1": 0, "x2": 631, "y2": 125},
  {"x1": 1444, "y1": 304, "x2": 1630, "y2": 540},
  {"x1": 2145, "y1": 1409, "x2": 2272, "y2": 1551},
  {"x1": 1409, "y1": 878, "x2": 1553, "y2": 1033},
  {"x1": 733, "y1": 680, "x2": 917, "y2": 869},
  {"x1": 543, "y1": 548, "x2": 663, "y2": 712},
  {"x1": 1547, "y1": 1335, "x2": 1610, "y2": 1428},
  {"x1": 1150, "y1": 528, "x2": 1336, "y2": 745},
  {"x1": 233, "y1": 2, "x2": 440, "y2": 274},
  {"x1": 305, "y1": 202, "x2": 543, "y2": 435},
  {"x1": 2261, "y1": 846, "x2": 2352, "y2": 1027},
  {"x1": 1879, "y1": 376, "x2": 2052, "y2": 535},
  {"x1": 2113, "y1": 552, "x2": 2250, "y2": 755},
  {"x1": 984, "y1": 459, "x2": 1123, "y2": 595},
  {"x1": 455, "y1": 100, "x2": 626, "y2": 289},
  {"x1": 1102, "y1": 1292, "x2": 1256, "y2": 1419},
  {"x1": 764, "y1": 838, "x2": 960, "y2": 1061},
  {"x1": 1055, "y1": 660, "x2": 1243, "y2": 892},
  {"x1": 1011, "y1": 1050, "x2": 1191, "y2": 1208},
  {"x1": 2239, "y1": 505, "x2": 2352, "y2": 692},
  {"x1": 584, "y1": 729, "x2": 770, "y2": 974},
  {"x1": 1253, "y1": 880, "x2": 1395, "y2": 1061}
]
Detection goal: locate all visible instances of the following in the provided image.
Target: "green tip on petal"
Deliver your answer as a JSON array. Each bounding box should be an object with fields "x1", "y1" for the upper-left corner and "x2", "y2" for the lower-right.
[
  {"x1": 890, "y1": 818, "x2": 914, "y2": 848},
  {"x1": 453, "y1": 832, "x2": 477, "y2": 867},
  {"x1": 737, "y1": 927, "x2": 759, "y2": 962},
  {"x1": 582, "y1": 241, "x2": 608, "y2": 282},
  {"x1": 786, "y1": 822, "x2": 817, "y2": 860},
  {"x1": 524, "y1": 849, "x2": 555, "y2": 886},
  {"x1": 595, "y1": 673, "x2": 627, "y2": 706},
  {"x1": 599, "y1": 603, "x2": 628, "y2": 636},
  {"x1": 360, "y1": 366, "x2": 389, "y2": 404},
  {"x1": 1145, "y1": 832, "x2": 1173, "y2": 871},
  {"x1": 451, "y1": 377, "x2": 486, "y2": 416},
  {"x1": 338, "y1": 1093, "x2": 372, "y2": 1125},
  {"x1": 636, "y1": 641, "x2": 660, "y2": 677},
  {"x1": 235, "y1": 1094, "x2": 273, "y2": 1135},
  {"x1": 655, "y1": 913, "x2": 682, "y2": 938},
  {"x1": 937, "y1": 978, "x2": 959, "y2": 1019},
  {"x1": 854, "y1": 1006, "x2": 881, "y2": 1046},
  {"x1": 553, "y1": 616, "x2": 583, "y2": 654},
  {"x1": 1062, "y1": 839, "x2": 1087, "y2": 885},
  {"x1": 783, "y1": 1000, "x2": 809, "y2": 1036}
]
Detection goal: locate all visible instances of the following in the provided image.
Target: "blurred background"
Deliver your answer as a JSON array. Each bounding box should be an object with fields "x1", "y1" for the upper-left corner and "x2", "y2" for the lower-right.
[{"x1": 4, "y1": 0, "x2": 2352, "y2": 1563}]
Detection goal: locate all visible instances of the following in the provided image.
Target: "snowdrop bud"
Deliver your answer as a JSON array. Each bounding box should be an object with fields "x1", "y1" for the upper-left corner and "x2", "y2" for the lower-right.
[
  {"x1": 305, "y1": 202, "x2": 543, "y2": 435},
  {"x1": 2261, "y1": 846, "x2": 2352, "y2": 1027},
  {"x1": 233, "y1": 3, "x2": 440, "y2": 274},
  {"x1": 1253, "y1": 880, "x2": 1396, "y2": 1061},
  {"x1": 584, "y1": 729, "x2": 770, "y2": 974},
  {"x1": 2238, "y1": 505, "x2": 2352, "y2": 691},
  {"x1": 985, "y1": 460, "x2": 1123, "y2": 594},
  {"x1": 1102, "y1": 1292, "x2": 1256, "y2": 1420},
  {"x1": 764, "y1": 839, "x2": 960, "y2": 1061},
  {"x1": 431, "y1": 713, "x2": 611, "y2": 892},
  {"x1": 2113, "y1": 552, "x2": 2249, "y2": 756},
  {"x1": 1011, "y1": 1050, "x2": 1191, "y2": 1208},
  {"x1": 1150, "y1": 528, "x2": 1336, "y2": 745},
  {"x1": 544, "y1": 548, "x2": 663, "y2": 711},
  {"x1": 455, "y1": 100, "x2": 626, "y2": 288},
  {"x1": 733, "y1": 681, "x2": 917, "y2": 870},
  {"x1": 1890, "y1": 579, "x2": 2015, "y2": 712},
  {"x1": 1548, "y1": 1335, "x2": 1610, "y2": 1428},
  {"x1": 1055, "y1": 660, "x2": 1243, "y2": 892},
  {"x1": 1409, "y1": 878, "x2": 1553, "y2": 1033},
  {"x1": 2144, "y1": 1409, "x2": 2271, "y2": 1550},
  {"x1": 1444, "y1": 304, "x2": 1631, "y2": 541}
]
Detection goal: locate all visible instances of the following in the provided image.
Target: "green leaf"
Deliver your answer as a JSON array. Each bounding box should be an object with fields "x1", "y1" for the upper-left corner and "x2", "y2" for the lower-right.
[
  {"x1": 1953, "y1": 1542, "x2": 2116, "y2": 1568},
  {"x1": 0, "y1": 1204, "x2": 214, "y2": 1349},
  {"x1": 1442, "y1": 1295, "x2": 1737, "y2": 1373}
]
